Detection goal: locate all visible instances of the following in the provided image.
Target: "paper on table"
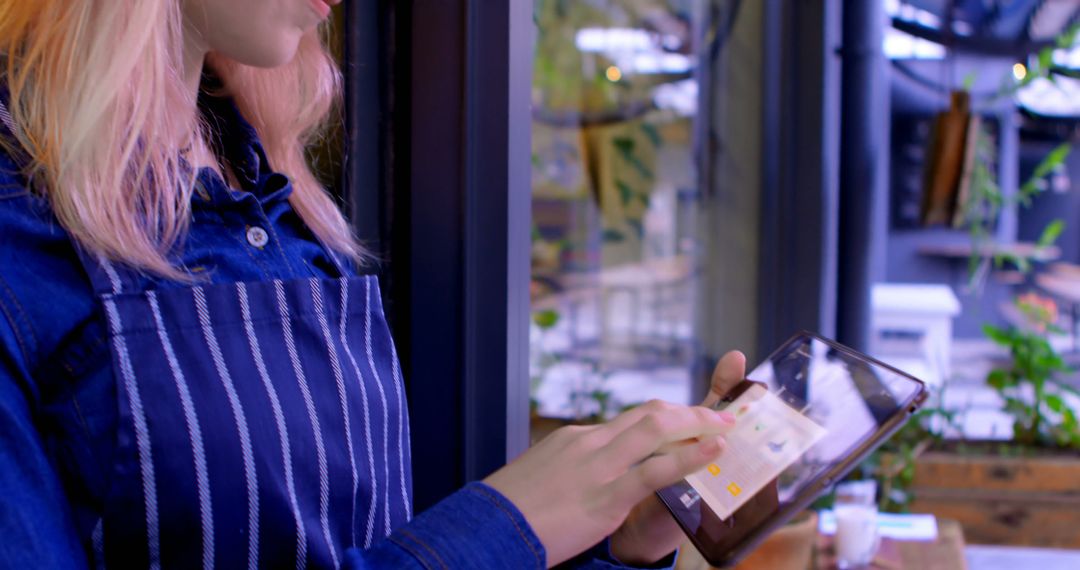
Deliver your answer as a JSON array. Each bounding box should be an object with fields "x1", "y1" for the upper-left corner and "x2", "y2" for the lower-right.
[{"x1": 818, "y1": 510, "x2": 939, "y2": 542}]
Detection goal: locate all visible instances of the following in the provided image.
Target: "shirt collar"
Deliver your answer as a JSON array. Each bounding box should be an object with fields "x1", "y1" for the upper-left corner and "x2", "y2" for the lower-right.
[
  {"x1": 197, "y1": 72, "x2": 272, "y2": 192},
  {"x1": 193, "y1": 72, "x2": 293, "y2": 207}
]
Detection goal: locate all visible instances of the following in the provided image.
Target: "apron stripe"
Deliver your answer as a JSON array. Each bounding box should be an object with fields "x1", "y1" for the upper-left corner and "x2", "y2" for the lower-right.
[
  {"x1": 92, "y1": 518, "x2": 105, "y2": 570},
  {"x1": 147, "y1": 291, "x2": 215, "y2": 570},
  {"x1": 237, "y1": 283, "x2": 307, "y2": 570},
  {"x1": 276, "y1": 281, "x2": 338, "y2": 569},
  {"x1": 310, "y1": 281, "x2": 364, "y2": 547},
  {"x1": 104, "y1": 298, "x2": 161, "y2": 569},
  {"x1": 193, "y1": 287, "x2": 260, "y2": 570},
  {"x1": 335, "y1": 279, "x2": 379, "y2": 547},
  {"x1": 388, "y1": 333, "x2": 412, "y2": 520},
  {"x1": 0, "y1": 100, "x2": 14, "y2": 133},
  {"x1": 100, "y1": 257, "x2": 123, "y2": 294},
  {"x1": 360, "y1": 279, "x2": 393, "y2": 535}
]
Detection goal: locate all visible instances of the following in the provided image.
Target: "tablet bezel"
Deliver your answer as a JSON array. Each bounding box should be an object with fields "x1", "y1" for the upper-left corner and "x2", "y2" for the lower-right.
[{"x1": 657, "y1": 331, "x2": 929, "y2": 567}]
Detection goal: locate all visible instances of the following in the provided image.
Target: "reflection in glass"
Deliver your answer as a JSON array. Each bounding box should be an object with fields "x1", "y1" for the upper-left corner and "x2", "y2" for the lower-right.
[{"x1": 529, "y1": 0, "x2": 710, "y2": 425}]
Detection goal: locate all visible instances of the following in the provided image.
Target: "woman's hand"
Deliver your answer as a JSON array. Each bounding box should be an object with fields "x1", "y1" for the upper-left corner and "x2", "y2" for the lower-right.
[
  {"x1": 483, "y1": 395, "x2": 736, "y2": 567},
  {"x1": 608, "y1": 350, "x2": 747, "y2": 565}
]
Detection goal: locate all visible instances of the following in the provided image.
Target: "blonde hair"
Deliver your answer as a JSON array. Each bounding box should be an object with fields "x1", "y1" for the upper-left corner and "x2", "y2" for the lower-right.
[{"x1": 0, "y1": 0, "x2": 362, "y2": 278}]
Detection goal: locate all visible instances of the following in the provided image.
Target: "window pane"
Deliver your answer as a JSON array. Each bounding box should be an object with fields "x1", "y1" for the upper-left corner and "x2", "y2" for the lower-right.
[{"x1": 529, "y1": 0, "x2": 761, "y2": 431}]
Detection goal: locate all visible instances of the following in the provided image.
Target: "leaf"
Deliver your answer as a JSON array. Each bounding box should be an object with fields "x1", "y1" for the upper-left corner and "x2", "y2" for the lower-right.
[
  {"x1": 1026, "y1": 143, "x2": 1071, "y2": 191},
  {"x1": 1063, "y1": 407, "x2": 1079, "y2": 429},
  {"x1": 987, "y1": 369, "x2": 1013, "y2": 390},
  {"x1": 626, "y1": 219, "x2": 644, "y2": 239},
  {"x1": 1016, "y1": 256, "x2": 1031, "y2": 274},
  {"x1": 1038, "y1": 219, "x2": 1066, "y2": 248},
  {"x1": 962, "y1": 72, "x2": 978, "y2": 92},
  {"x1": 1046, "y1": 394, "x2": 1065, "y2": 413},
  {"x1": 1038, "y1": 48, "x2": 1054, "y2": 76},
  {"x1": 640, "y1": 123, "x2": 662, "y2": 147},
  {"x1": 601, "y1": 229, "x2": 626, "y2": 243},
  {"x1": 982, "y1": 324, "x2": 1013, "y2": 346},
  {"x1": 615, "y1": 180, "x2": 634, "y2": 206},
  {"x1": 613, "y1": 136, "x2": 635, "y2": 155},
  {"x1": 532, "y1": 309, "x2": 560, "y2": 329},
  {"x1": 1057, "y1": 23, "x2": 1080, "y2": 49}
]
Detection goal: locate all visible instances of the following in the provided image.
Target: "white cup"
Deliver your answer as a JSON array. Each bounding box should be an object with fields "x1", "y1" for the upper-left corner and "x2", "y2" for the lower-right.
[{"x1": 835, "y1": 503, "x2": 880, "y2": 568}]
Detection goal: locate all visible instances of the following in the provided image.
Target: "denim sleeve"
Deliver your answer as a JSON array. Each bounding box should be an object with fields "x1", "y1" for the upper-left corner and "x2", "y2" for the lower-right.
[
  {"x1": 0, "y1": 291, "x2": 88, "y2": 569},
  {"x1": 558, "y1": 539, "x2": 676, "y2": 570},
  {"x1": 343, "y1": 481, "x2": 675, "y2": 570}
]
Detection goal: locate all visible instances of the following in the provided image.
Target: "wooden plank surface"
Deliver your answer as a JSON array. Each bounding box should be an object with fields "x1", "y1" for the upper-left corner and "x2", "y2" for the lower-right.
[
  {"x1": 815, "y1": 520, "x2": 967, "y2": 570},
  {"x1": 910, "y1": 453, "x2": 1080, "y2": 548},
  {"x1": 909, "y1": 494, "x2": 1080, "y2": 548},
  {"x1": 913, "y1": 451, "x2": 1080, "y2": 493},
  {"x1": 674, "y1": 517, "x2": 966, "y2": 570}
]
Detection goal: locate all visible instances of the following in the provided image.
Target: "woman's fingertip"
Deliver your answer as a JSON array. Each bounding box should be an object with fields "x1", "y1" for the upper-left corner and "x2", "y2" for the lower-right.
[
  {"x1": 716, "y1": 411, "x2": 736, "y2": 424},
  {"x1": 699, "y1": 436, "x2": 724, "y2": 456}
]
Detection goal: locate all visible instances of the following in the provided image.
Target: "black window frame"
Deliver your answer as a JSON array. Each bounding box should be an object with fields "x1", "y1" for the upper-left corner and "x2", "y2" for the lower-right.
[{"x1": 343, "y1": 0, "x2": 534, "y2": 512}]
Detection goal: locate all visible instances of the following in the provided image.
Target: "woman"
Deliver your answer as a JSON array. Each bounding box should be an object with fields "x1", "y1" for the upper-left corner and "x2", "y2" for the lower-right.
[{"x1": 0, "y1": 0, "x2": 744, "y2": 567}]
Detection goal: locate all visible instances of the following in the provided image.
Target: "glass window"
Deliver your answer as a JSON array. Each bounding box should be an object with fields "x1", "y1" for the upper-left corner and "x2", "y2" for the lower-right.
[{"x1": 529, "y1": 0, "x2": 763, "y2": 433}]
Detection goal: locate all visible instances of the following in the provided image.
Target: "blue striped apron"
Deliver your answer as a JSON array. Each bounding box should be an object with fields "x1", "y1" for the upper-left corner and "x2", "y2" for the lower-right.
[{"x1": 77, "y1": 250, "x2": 413, "y2": 569}]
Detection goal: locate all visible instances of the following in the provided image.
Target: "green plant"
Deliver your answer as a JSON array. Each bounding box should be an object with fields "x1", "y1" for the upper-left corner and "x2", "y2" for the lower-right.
[
  {"x1": 838, "y1": 391, "x2": 957, "y2": 513},
  {"x1": 954, "y1": 24, "x2": 1078, "y2": 289},
  {"x1": 983, "y1": 293, "x2": 1080, "y2": 449},
  {"x1": 957, "y1": 124, "x2": 1070, "y2": 289},
  {"x1": 530, "y1": 308, "x2": 563, "y2": 414}
]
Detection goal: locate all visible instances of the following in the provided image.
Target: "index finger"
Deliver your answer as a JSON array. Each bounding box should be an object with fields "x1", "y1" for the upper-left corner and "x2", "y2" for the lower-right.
[{"x1": 594, "y1": 405, "x2": 734, "y2": 472}]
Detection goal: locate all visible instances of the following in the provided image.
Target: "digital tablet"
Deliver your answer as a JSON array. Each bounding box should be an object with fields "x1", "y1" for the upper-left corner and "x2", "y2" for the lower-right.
[{"x1": 656, "y1": 332, "x2": 928, "y2": 567}]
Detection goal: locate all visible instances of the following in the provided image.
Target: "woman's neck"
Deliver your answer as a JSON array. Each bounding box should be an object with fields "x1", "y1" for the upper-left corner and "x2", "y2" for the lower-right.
[
  {"x1": 182, "y1": 26, "x2": 209, "y2": 111},
  {"x1": 181, "y1": 34, "x2": 239, "y2": 186}
]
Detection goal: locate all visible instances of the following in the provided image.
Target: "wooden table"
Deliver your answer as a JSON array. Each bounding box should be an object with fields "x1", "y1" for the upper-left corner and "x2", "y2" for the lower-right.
[
  {"x1": 674, "y1": 518, "x2": 967, "y2": 570},
  {"x1": 814, "y1": 519, "x2": 968, "y2": 570}
]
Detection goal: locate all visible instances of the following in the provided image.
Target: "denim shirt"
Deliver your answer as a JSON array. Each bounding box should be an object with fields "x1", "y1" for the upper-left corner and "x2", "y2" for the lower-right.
[{"x1": 0, "y1": 91, "x2": 675, "y2": 569}]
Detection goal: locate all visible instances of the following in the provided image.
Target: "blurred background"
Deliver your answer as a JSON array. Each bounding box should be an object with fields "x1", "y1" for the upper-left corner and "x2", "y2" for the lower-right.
[
  {"x1": 521, "y1": 1, "x2": 1080, "y2": 565},
  {"x1": 334, "y1": 1, "x2": 1080, "y2": 566}
]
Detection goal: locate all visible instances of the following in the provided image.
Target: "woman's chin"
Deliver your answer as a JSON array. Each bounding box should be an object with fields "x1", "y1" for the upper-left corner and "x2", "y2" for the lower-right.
[{"x1": 223, "y1": 37, "x2": 302, "y2": 69}]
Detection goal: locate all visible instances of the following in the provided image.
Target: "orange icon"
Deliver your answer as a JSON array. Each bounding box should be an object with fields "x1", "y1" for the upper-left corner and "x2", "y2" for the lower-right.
[
  {"x1": 707, "y1": 464, "x2": 721, "y2": 476},
  {"x1": 727, "y1": 482, "x2": 742, "y2": 497}
]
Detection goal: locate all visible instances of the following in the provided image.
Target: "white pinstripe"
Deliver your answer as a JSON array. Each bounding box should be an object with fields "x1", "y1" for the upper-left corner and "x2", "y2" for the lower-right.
[
  {"x1": 237, "y1": 283, "x2": 307, "y2": 570},
  {"x1": 360, "y1": 278, "x2": 393, "y2": 534},
  {"x1": 100, "y1": 258, "x2": 123, "y2": 295},
  {"x1": 335, "y1": 278, "x2": 380, "y2": 546},
  {"x1": 147, "y1": 291, "x2": 215, "y2": 570},
  {"x1": 387, "y1": 322, "x2": 412, "y2": 520},
  {"x1": 0, "y1": 100, "x2": 14, "y2": 133},
  {"x1": 193, "y1": 287, "x2": 259, "y2": 570},
  {"x1": 310, "y1": 280, "x2": 364, "y2": 547},
  {"x1": 103, "y1": 298, "x2": 161, "y2": 569},
  {"x1": 276, "y1": 281, "x2": 338, "y2": 569},
  {"x1": 91, "y1": 518, "x2": 105, "y2": 570}
]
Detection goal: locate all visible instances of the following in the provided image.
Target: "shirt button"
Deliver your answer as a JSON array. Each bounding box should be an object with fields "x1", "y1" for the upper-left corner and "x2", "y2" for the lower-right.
[{"x1": 246, "y1": 226, "x2": 269, "y2": 248}]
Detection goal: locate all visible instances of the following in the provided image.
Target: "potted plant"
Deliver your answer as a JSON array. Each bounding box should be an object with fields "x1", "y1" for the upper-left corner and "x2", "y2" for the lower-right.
[
  {"x1": 904, "y1": 293, "x2": 1080, "y2": 548},
  {"x1": 833, "y1": 294, "x2": 1080, "y2": 548},
  {"x1": 877, "y1": 23, "x2": 1080, "y2": 547}
]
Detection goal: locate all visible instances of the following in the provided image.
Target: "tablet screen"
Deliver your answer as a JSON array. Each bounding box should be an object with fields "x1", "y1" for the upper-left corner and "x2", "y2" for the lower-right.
[{"x1": 658, "y1": 333, "x2": 925, "y2": 562}]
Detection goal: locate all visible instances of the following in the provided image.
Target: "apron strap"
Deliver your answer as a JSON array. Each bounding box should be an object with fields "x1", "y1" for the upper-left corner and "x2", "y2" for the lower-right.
[{"x1": 73, "y1": 246, "x2": 139, "y2": 296}]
